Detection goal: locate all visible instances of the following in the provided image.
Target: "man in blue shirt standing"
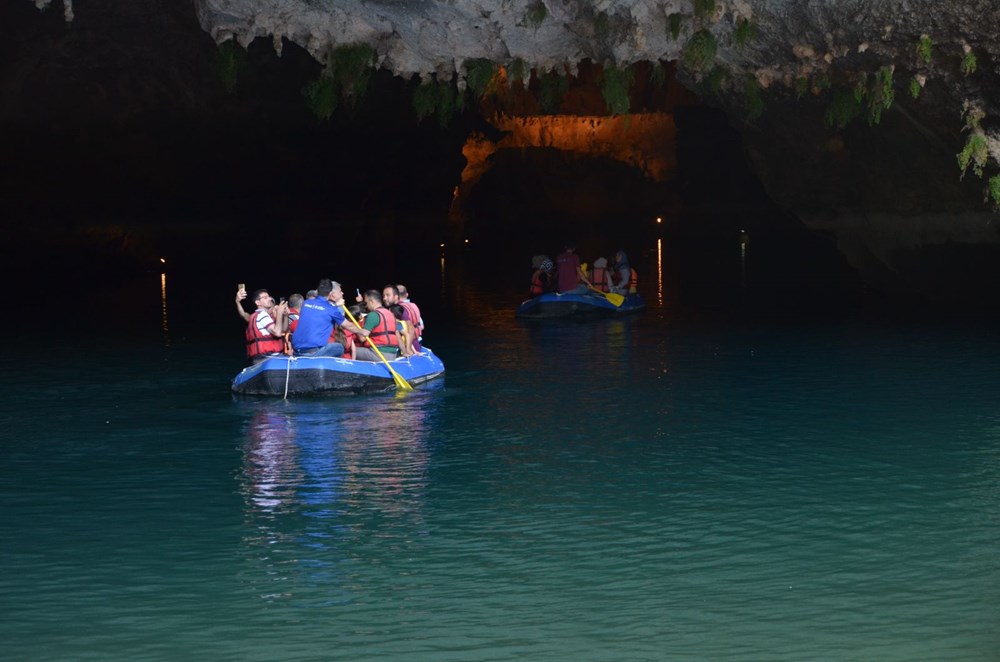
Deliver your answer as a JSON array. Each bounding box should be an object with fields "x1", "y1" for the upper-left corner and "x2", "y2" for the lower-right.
[{"x1": 292, "y1": 278, "x2": 369, "y2": 356}]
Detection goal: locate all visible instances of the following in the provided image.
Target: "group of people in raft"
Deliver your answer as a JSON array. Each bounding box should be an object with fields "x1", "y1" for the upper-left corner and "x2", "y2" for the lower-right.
[
  {"x1": 530, "y1": 243, "x2": 638, "y2": 296},
  {"x1": 236, "y1": 278, "x2": 425, "y2": 365}
]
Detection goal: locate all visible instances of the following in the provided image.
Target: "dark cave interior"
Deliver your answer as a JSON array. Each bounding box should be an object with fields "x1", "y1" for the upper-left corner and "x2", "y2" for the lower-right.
[{"x1": 2, "y1": 0, "x2": 859, "y2": 310}]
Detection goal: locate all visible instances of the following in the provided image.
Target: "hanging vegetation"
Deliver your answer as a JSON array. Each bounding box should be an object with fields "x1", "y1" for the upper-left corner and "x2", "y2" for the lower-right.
[
  {"x1": 744, "y1": 75, "x2": 764, "y2": 120},
  {"x1": 600, "y1": 66, "x2": 634, "y2": 116},
  {"x1": 916, "y1": 35, "x2": 933, "y2": 64},
  {"x1": 537, "y1": 70, "x2": 569, "y2": 114},
  {"x1": 733, "y1": 18, "x2": 757, "y2": 47},
  {"x1": 682, "y1": 30, "x2": 717, "y2": 72},
  {"x1": 215, "y1": 40, "x2": 247, "y2": 93},
  {"x1": 867, "y1": 65, "x2": 894, "y2": 125},
  {"x1": 692, "y1": 0, "x2": 715, "y2": 21},
  {"x1": 667, "y1": 13, "x2": 683, "y2": 40},
  {"x1": 526, "y1": 1, "x2": 547, "y2": 29},
  {"x1": 961, "y1": 50, "x2": 977, "y2": 76},
  {"x1": 329, "y1": 44, "x2": 376, "y2": 104},
  {"x1": 464, "y1": 58, "x2": 499, "y2": 99},
  {"x1": 303, "y1": 77, "x2": 338, "y2": 120}
]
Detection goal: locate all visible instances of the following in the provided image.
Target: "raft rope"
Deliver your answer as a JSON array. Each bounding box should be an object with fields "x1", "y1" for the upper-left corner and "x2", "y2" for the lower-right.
[{"x1": 283, "y1": 356, "x2": 294, "y2": 400}]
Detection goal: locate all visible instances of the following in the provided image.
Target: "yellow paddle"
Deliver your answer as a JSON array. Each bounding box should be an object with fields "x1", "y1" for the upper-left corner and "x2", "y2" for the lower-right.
[
  {"x1": 343, "y1": 306, "x2": 413, "y2": 391},
  {"x1": 589, "y1": 285, "x2": 625, "y2": 306}
]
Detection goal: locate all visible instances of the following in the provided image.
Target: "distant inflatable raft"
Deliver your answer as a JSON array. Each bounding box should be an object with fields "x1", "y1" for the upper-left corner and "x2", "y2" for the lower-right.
[
  {"x1": 232, "y1": 348, "x2": 445, "y2": 396},
  {"x1": 515, "y1": 291, "x2": 646, "y2": 319}
]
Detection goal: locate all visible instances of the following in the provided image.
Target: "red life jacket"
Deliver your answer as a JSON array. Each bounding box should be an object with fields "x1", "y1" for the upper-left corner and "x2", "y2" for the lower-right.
[
  {"x1": 629, "y1": 268, "x2": 638, "y2": 293},
  {"x1": 369, "y1": 308, "x2": 399, "y2": 348},
  {"x1": 400, "y1": 301, "x2": 423, "y2": 333},
  {"x1": 283, "y1": 307, "x2": 300, "y2": 355},
  {"x1": 530, "y1": 269, "x2": 546, "y2": 295},
  {"x1": 591, "y1": 266, "x2": 609, "y2": 292},
  {"x1": 342, "y1": 331, "x2": 355, "y2": 359},
  {"x1": 246, "y1": 311, "x2": 284, "y2": 359}
]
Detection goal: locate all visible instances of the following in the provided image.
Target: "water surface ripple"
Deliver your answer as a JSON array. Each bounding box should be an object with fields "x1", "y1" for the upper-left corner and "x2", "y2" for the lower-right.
[{"x1": 2, "y1": 287, "x2": 999, "y2": 660}]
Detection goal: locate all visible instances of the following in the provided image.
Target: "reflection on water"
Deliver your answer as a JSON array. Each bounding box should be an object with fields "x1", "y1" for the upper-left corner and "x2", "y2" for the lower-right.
[
  {"x1": 237, "y1": 388, "x2": 439, "y2": 604},
  {"x1": 657, "y1": 237, "x2": 663, "y2": 307},
  {"x1": 160, "y1": 271, "x2": 169, "y2": 337}
]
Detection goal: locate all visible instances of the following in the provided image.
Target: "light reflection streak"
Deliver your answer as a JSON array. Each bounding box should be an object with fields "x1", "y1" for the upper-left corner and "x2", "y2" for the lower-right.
[
  {"x1": 160, "y1": 272, "x2": 169, "y2": 336},
  {"x1": 657, "y1": 238, "x2": 663, "y2": 307},
  {"x1": 440, "y1": 254, "x2": 447, "y2": 300},
  {"x1": 740, "y1": 230, "x2": 749, "y2": 290}
]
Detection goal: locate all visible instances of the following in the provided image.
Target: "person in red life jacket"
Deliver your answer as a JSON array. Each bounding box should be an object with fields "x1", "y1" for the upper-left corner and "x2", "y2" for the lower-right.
[
  {"x1": 338, "y1": 305, "x2": 365, "y2": 359},
  {"x1": 281, "y1": 292, "x2": 304, "y2": 355},
  {"x1": 354, "y1": 290, "x2": 400, "y2": 362},
  {"x1": 244, "y1": 289, "x2": 288, "y2": 364},
  {"x1": 381, "y1": 284, "x2": 422, "y2": 353},
  {"x1": 396, "y1": 283, "x2": 424, "y2": 352},
  {"x1": 590, "y1": 257, "x2": 610, "y2": 292},
  {"x1": 555, "y1": 242, "x2": 593, "y2": 294},
  {"x1": 529, "y1": 256, "x2": 554, "y2": 296},
  {"x1": 286, "y1": 293, "x2": 303, "y2": 333}
]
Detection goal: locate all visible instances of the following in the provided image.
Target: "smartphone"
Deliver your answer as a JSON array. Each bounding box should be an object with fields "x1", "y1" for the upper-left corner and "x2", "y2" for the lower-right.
[{"x1": 238, "y1": 283, "x2": 245, "y2": 292}]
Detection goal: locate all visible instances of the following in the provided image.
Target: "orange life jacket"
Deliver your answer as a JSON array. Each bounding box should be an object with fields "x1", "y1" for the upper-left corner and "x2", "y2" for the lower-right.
[
  {"x1": 368, "y1": 308, "x2": 399, "y2": 348},
  {"x1": 591, "y1": 266, "x2": 609, "y2": 292},
  {"x1": 246, "y1": 311, "x2": 284, "y2": 359},
  {"x1": 629, "y1": 268, "x2": 638, "y2": 293}
]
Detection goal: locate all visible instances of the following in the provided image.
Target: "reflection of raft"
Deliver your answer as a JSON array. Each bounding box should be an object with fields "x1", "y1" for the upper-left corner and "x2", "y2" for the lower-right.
[
  {"x1": 515, "y1": 292, "x2": 646, "y2": 319},
  {"x1": 231, "y1": 348, "x2": 445, "y2": 396}
]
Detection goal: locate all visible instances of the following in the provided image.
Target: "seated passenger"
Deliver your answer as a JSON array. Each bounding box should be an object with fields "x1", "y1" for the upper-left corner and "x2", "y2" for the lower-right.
[
  {"x1": 609, "y1": 250, "x2": 634, "y2": 295},
  {"x1": 529, "y1": 256, "x2": 554, "y2": 296},
  {"x1": 396, "y1": 283, "x2": 424, "y2": 351},
  {"x1": 590, "y1": 257, "x2": 610, "y2": 292},
  {"x1": 383, "y1": 284, "x2": 421, "y2": 353},
  {"x1": 292, "y1": 278, "x2": 368, "y2": 357},
  {"x1": 354, "y1": 290, "x2": 400, "y2": 362},
  {"x1": 244, "y1": 289, "x2": 288, "y2": 364},
  {"x1": 389, "y1": 303, "x2": 416, "y2": 357},
  {"x1": 283, "y1": 292, "x2": 304, "y2": 355},
  {"x1": 555, "y1": 243, "x2": 592, "y2": 294}
]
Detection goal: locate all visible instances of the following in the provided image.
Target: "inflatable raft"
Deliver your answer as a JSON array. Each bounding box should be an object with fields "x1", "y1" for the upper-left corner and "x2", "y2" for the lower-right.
[
  {"x1": 515, "y1": 291, "x2": 646, "y2": 319},
  {"x1": 232, "y1": 348, "x2": 445, "y2": 396}
]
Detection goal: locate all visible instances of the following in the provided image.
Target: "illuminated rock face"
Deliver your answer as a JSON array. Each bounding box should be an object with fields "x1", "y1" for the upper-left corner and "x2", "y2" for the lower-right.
[{"x1": 451, "y1": 113, "x2": 676, "y2": 221}]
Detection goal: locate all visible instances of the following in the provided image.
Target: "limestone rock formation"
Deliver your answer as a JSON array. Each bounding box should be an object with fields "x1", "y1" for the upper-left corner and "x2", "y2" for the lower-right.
[
  {"x1": 194, "y1": 0, "x2": 1000, "y2": 298},
  {"x1": 19, "y1": 0, "x2": 1000, "y2": 300}
]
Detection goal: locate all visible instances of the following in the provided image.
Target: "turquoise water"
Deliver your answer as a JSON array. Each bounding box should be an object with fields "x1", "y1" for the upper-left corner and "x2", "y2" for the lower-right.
[{"x1": 2, "y1": 257, "x2": 1000, "y2": 660}]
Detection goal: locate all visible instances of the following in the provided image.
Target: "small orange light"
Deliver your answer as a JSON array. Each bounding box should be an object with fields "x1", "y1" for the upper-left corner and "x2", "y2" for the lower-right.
[
  {"x1": 160, "y1": 258, "x2": 166, "y2": 263},
  {"x1": 464, "y1": 239, "x2": 469, "y2": 244},
  {"x1": 656, "y1": 217, "x2": 662, "y2": 224}
]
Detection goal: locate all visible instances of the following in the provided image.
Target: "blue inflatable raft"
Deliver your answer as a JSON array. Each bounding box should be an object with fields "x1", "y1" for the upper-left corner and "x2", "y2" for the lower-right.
[
  {"x1": 515, "y1": 291, "x2": 646, "y2": 319},
  {"x1": 232, "y1": 348, "x2": 445, "y2": 396}
]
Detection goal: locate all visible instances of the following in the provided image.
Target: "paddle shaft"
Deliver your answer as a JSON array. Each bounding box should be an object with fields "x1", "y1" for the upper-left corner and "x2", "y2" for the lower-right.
[{"x1": 342, "y1": 305, "x2": 413, "y2": 390}]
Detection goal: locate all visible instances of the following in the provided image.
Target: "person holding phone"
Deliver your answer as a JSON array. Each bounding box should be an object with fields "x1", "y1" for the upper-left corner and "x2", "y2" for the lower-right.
[
  {"x1": 243, "y1": 287, "x2": 289, "y2": 364},
  {"x1": 235, "y1": 284, "x2": 251, "y2": 322}
]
